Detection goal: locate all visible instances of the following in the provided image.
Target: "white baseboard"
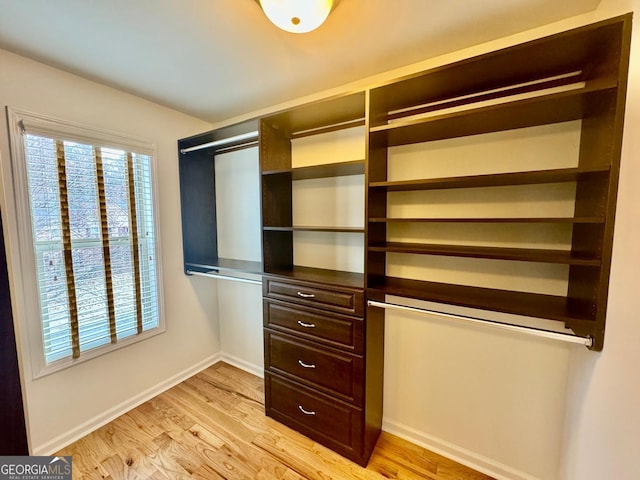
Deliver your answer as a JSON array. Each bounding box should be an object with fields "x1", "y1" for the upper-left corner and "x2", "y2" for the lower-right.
[
  {"x1": 382, "y1": 418, "x2": 541, "y2": 480},
  {"x1": 219, "y1": 352, "x2": 263, "y2": 378},
  {"x1": 33, "y1": 353, "x2": 222, "y2": 456}
]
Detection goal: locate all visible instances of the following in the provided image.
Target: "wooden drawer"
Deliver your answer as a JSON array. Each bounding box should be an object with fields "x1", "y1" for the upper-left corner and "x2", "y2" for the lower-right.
[
  {"x1": 264, "y1": 299, "x2": 364, "y2": 353},
  {"x1": 265, "y1": 331, "x2": 363, "y2": 405},
  {"x1": 265, "y1": 373, "x2": 362, "y2": 460},
  {"x1": 263, "y1": 277, "x2": 364, "y2": 317}
]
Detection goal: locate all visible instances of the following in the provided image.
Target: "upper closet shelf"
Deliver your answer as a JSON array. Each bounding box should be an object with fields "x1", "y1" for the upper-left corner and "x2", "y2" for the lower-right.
[
  {"x1": 369, "y1": 165, "x2": 610, "y2": 191},
  {"x1": 185, "y1": 258, "x2": 263, "y2": 276},
  {"x1": 367, "y1": 276, "x2": 594, "y2": 324},
  {"x1": 262, "y1": 159, "x2": 364, "y2": 180},
  {"x1": 369, "y1": 216, "x2": 605, "y2": 224},
  {"x1": 180, "y1": 131, "x2": 258, "y2": 154},
  {"x1": 264, "y1": 226, "x2": 364, "y2": 233},
  {"x1": 369, "y1": 81, "x2": 617, "y2": 146},
  {"x1": 368, "y1": 242, "x2": 601, "y2": 266}
]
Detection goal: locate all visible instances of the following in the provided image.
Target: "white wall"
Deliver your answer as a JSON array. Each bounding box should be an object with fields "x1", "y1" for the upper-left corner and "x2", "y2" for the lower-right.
[
  {"x1": 0, "y1": 48, "x2": 218, "y2": 454},
  {"x1": 559, "y1": 1, "x2": 640, "y2": 479},
  {"x1": 214, "y1": 146, "x2": 264, "y2": 376}
]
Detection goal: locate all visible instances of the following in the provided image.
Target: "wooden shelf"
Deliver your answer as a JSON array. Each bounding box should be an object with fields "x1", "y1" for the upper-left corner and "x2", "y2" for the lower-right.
[
  {"x1": 368, "y1": 242, "x2": 600, "y2": 266},
  {"x1": 265, "y1": 266, "x2": 364, "y2": 289},
  {"x1": 262, "y1": 160, "x2": 365, "y2": 180},
  {"x1": 364, "y1": 16, "x2": 632, "y2": 350},
  {"x1": 368, "y1": 16, "x2": 625, "y2": 115},
  {"x1": 264, "y1": 226, "x2": 364, "y2": 233},
  {"x1": 369, "y1": 216, "x2": 605, "y2": 224},
  {"x1": 369, "y1": 82, "x2": 617, "y2": 146},
  {"x1": 185, "y1": 258, "x2": 263, "y2": 276},
  {"x1": 263, "y1": 91, "x2": 366, "y2": 135},
  {"x1": 367, "y1": 277, "x2": 595, "y2": 323},
  {"x1": 369, "y1": 166, "x2": 610, "y2": 191},
  {"x1": 179, "y1": 118, "x2": 262, "y2": 280},
  {"x1": 179, "y1": 118, "x2": 259, "y2": 154}
]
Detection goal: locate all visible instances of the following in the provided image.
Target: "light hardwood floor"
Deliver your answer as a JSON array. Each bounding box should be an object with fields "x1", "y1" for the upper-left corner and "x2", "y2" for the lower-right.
[{"x1": 56, "y1": 362, "x2": 495, "y2": 480}]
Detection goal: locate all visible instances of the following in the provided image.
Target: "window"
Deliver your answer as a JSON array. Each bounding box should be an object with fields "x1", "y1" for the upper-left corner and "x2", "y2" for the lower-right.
[{"x1": 7, "y1": 108, "x2": 164, "y2": 375}]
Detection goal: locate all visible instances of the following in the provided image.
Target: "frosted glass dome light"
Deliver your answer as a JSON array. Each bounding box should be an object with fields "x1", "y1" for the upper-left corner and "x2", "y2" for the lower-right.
[{"x1": 259, "y1": 0, "x2": 334, "y2": 34}]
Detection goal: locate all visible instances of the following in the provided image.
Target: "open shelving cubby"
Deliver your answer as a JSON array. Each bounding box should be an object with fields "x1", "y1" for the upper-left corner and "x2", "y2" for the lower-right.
[
  {"x1": 260, "y1": 91, "x2": 367, "y2": 289},
  {"x1": 178, "y1": 118, "x2": 262, "y2": 278},
  {"x1": 366, "y1": 14, "x2": 632, "y2": 350}
]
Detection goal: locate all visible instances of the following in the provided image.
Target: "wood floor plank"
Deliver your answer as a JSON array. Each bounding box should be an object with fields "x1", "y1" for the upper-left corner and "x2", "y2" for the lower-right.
[
  {"x1": 253, "y1": 431, "x2": 378, "y2": 480},
  {"x1": 56, "y1": 435, "x2": 111, "y2": 479},
  {"x1": 188, "y1": 423, "x2": 226, "y2": 450},
  {"x1": 164, "y1": 381, "x2": 295, "y2": 479},
  {"x1": 281, "y1": 469, "x2": 309, "y2": 480},
  {"x1": 163, "y1": 383, "x2": 256, "y2": 443},
  {"x1": 101, "y1": 452, "x2": 157, "y2": 480},
  {"x1": 191, "y1": 463, "x2": 227, "y2": 480},
  {"x1": 198, "y1": 444, "x2": 269, "y2": 480},
  {"x1": 369, "y1": 432, "x2": 439, "y2": 479},
  {"x1": 55, "y1": 362, "x2": 494, "y2": 480},
  {"x1": 372, "y1": 433, "x2": 491, "y2": 480},
  {"x1": 139, "y1": 444, "x2": 194, "y2": 479},
  {"x1": 198, "y1": 364, "x2": 264, "y2": 405}
]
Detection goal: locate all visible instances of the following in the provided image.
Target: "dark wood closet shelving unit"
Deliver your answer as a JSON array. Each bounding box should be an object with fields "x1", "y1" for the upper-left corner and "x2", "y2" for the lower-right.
[
  {"x1": 260, "y1": 92, "x2": 367, "y2": 284},
  {"x1": 178, "y1": 118, "x2": 261, "y2": 276},
  {"x1": 260, "y1": 92, "x2": 384, "y2": 466},
  {"x1": 177, "y1": 13, "x2": 632, "y2": 468},
  {"x1": 366, "y1": 14, "x2": 632, "y2": 351}
]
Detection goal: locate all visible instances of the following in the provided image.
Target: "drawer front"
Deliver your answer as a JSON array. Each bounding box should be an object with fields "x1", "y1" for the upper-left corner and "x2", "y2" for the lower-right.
[
  {"x1": 265, "y1": 331, "x2": 363, "y2": 405},
  {"x1": 265, "y1": 373, "x2": 362, "y2": 458},
  {"x1": 264, "y1": 299, "x2": 364, "y2": 353},
  {"x1": 263, "y1": 277, "x2": 364, "y2": 317}
]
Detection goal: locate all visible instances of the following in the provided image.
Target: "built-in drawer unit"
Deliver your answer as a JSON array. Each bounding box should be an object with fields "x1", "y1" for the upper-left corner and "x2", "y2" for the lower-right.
[
  {"x1": 265, "y1": 330, "x2": 364, "y2": 405},
  {"x1": 263, "y1": 277, "x2": 364, "y2": 316},
  {"x1": 262, "y1": 273, "x2": 383, "y2": 466},
  {"x1": 265, "y1": 372, "x2": 363, "y2": 458},
  {"x1": 263, "y1": 299, "x2": 364, "y2": 353}
]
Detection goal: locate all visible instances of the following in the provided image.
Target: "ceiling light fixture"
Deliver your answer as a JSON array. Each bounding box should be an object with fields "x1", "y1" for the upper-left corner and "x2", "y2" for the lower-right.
[{"x1": 258, "y1": 0, "x2": 335, "y2": 34}]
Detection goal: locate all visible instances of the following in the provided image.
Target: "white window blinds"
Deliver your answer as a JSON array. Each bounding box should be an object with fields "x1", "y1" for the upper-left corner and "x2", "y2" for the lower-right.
[{"x1": 22, "y1": 132, "x2": 160, "y2": 364}]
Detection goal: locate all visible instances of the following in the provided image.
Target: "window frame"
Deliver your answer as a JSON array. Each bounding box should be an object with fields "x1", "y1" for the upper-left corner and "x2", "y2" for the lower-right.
[{"x1": 6, "y1": 107, "x2": 166, "y2": 378}]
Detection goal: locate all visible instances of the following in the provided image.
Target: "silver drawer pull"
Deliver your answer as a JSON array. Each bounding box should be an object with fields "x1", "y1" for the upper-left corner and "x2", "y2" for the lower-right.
[
  {"x1": 298, "y1": 360, "x2": 316, "y2": 369},
  {"x1": 297, "y1": 320, "x2": 316, "y2": 328},
  {"x1": 298, "y1": 405, "x2": 316, "y2": 416},
  {"x1": 297, "y1": 291, "x2": 315, "y2": 299}
]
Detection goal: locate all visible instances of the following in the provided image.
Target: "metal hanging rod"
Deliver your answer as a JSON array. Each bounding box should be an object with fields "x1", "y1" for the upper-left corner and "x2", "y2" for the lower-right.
[
  {"x1": 186, "y1": 270, "x2": 262, "y2": 286},
  {"x1": 180, "y1": 131, "x2": 259, "y2": 154},
  {"x1": 367, "y1": 300, "x2": 593, "y2": 347}
]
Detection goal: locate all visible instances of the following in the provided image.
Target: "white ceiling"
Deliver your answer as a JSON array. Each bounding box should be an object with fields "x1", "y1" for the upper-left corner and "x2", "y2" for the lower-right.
[{"x1": 0, "y1": 0, "x2": 601, "y2": 123}]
